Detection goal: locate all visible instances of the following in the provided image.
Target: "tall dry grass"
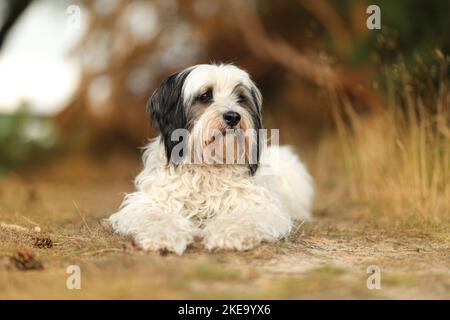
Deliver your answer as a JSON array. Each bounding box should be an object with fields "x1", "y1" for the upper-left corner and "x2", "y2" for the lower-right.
[{"x1": 319, "y1": 59, "x2": 449, "y2": 226}]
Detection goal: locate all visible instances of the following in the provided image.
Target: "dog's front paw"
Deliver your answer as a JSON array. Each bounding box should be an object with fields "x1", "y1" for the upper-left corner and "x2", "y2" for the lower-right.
[
  {"x1": 202, "y1": 232, "x2": 260, "y2": 251},
  {"x1": 201, "y1": 211, "x2": 293, "y2": 251},
  {"x1": 201, "y1": 222, "x2": 267, "y2": 251},
  {"x1": 134, "y1": 229, "x2": 193, "y2": 255},
  {"x1": 109, "y1": 207, "x2": 196, "y2": 255}
]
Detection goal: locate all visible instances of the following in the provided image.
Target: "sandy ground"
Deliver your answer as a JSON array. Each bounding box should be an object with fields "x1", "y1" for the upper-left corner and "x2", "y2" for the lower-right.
[{"x1": 0, "y1": 152, "x2": 449, "y2": 299}]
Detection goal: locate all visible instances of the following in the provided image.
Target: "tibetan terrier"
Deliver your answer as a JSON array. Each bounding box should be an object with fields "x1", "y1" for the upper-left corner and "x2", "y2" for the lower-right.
[{"x1": 108, "y1": 64, "x2": 314, "y2": 255}]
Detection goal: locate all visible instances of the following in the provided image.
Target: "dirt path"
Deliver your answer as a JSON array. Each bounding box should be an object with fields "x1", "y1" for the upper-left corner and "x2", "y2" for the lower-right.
[{"x1": 0, "y1": 154, "x2": 448, "y2": 299}]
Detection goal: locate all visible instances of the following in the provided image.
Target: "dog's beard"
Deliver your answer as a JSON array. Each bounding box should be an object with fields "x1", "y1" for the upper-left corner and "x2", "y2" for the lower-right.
[
  {"x1": 202, "y1": 129, "x2": 247, "y2": 165},
  {"x1": 186, "y1": 110, "x2": 258, "y2": 166}
]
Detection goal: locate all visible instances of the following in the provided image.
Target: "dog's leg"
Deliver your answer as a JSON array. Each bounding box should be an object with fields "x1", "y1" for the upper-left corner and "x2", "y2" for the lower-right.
[
  {"x1": 201, "y1": 191, "x2": 292, "y2": 251},
  {"x1": 108, "y1": 192, "x2": 196, "y2": 255}
]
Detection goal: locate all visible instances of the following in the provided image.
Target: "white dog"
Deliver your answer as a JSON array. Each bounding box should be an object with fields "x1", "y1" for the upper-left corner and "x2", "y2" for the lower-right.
[{"x1": 108, "y1": 64, "x2": 314, "y2": 255}]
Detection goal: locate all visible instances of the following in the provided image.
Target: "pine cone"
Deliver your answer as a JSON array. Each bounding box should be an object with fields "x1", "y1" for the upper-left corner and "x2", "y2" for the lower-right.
[
  {"x1": 10, "y1": 249, "x2": 44, "y2": 270},
  {"x1": 33, "y1": 236, "x2": 53, "y2": 249}
]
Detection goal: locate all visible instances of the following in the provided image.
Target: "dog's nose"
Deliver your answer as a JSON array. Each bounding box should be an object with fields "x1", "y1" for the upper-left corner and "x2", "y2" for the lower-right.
[{"x1": 223, "y1": 111, "x2": 241, "y2": 126}]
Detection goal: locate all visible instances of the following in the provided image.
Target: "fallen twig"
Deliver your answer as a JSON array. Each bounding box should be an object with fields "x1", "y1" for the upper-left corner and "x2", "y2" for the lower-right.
[
  {"x1": 81, "y1": 248, "x2": 124, "y2": 256},
  {"x1": 0, "y1": 222, "x2": 41, "y2": 233},
  {"x1": 0, "y1": 222, "x2": 29, "y2": 232},
  {"x1": 21, "y1": 215, "x2": 41, "y2": 227},
  {"x1": 72, "y1": 200, "x2": 93, "y2": 235}
]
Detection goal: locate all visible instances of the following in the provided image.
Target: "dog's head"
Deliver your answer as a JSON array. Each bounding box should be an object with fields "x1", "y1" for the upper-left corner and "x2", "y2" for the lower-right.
[{"x1": 148, "y1": 64, "x2": 263, "y2": 174}]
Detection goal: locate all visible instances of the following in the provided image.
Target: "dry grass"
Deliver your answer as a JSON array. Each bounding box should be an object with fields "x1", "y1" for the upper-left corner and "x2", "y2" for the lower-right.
[{"x1": 316, "y1": 61, "x2": 450, "y2": 230}]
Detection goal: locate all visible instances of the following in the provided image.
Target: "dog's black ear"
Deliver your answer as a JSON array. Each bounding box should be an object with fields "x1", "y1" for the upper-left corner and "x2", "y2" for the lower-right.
[
  {"x1": 248, "y1": 82, "x2": 263, "y2": 175},
  {"x1": 147, "y1": 70, "x2": 191, "y2": 163},
  {"x1": 250, "y1": 84, "x2": 263, "y2": 112}
]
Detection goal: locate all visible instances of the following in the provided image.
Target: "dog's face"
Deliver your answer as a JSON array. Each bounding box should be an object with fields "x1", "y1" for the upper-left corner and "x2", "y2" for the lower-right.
[{"x1": 148, "y1": 64, "x2": 262, "y2": 174}]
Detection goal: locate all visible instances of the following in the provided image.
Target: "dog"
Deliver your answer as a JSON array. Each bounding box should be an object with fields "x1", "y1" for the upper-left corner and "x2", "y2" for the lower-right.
[{"x1": 108, "y1": 63, "x2": 314, "y2": 255}]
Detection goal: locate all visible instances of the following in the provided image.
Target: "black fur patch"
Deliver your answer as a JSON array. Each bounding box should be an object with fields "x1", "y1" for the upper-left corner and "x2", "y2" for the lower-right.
[
  {"x1": 248, "y1": 87, "x2": 263, "y2": 175},
  {"x1": 147, "y1": 69, "x2": 192, "y2": 163},
  {"x1": 230, "y1": 84, "x2": 263, "y2": 175}
]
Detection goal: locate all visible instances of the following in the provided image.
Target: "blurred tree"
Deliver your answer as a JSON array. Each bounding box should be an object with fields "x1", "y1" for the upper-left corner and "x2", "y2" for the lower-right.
[
  {"x1": 0, "y1": 0, "x2": 33, "y2": 50},
  {"x1": 0, "y1": 103, "x2": 54, "y2": 174},
  {"x1": 57, "y1": 0, "x2": 204, "y2": 150},
  {"x1": 55, "y1": 0, "x2": 450, "y2": 150}
]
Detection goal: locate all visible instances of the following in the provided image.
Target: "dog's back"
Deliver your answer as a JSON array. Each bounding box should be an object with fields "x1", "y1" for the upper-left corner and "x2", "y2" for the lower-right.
[{"x1": 258, "y1": 145, "x2": 314, "y2": 220}]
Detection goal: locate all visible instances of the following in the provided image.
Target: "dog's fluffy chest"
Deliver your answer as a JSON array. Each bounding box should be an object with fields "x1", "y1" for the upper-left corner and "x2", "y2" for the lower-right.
[{"x1": 137, "y1": 162, "x2": 257, "y2": 219}]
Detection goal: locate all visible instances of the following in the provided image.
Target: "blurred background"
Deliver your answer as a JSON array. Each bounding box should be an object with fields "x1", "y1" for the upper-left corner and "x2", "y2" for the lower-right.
[
  {"x1": 0, "y1": 0, "x2": 448, "y2": 221},
  {"x1": 1, "y1": 0, "x2": 448, "y2": 172}
]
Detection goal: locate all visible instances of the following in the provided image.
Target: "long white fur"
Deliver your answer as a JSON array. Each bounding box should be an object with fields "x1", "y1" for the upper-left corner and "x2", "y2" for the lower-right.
[{"x1": 108, "y1": 64, "x2": 314, "y2": 255}]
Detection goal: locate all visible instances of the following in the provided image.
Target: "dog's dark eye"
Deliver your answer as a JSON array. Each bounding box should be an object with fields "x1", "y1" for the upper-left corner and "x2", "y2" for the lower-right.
[
  {"x1": 197, "y1": 89, "x2": 212, "y2": 104},
  {"x1": 238, "y1": 94, "x2": 247, "y2": 103}
]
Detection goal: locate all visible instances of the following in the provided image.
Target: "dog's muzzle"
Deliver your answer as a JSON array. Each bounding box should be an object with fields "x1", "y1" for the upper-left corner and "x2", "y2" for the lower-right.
[{"x1": 223, "y1": 111, "x2": 241, "y2": 127}]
